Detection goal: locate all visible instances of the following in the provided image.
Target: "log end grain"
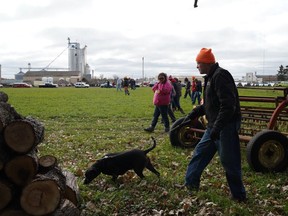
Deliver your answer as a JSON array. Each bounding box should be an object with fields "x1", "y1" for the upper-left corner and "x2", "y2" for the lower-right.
[
  {"x1": 5, "y1": 155, "x2": 38, "y2": 186},
  {"x1": 39, "y1": 155, "x2": 58, "y2": 173},
  {"x1": 20, "y1": 180, "x2": 61, "y2": 216},
  {"x1": 4, "y1": 121, "x2": 35, "y2": 154}
]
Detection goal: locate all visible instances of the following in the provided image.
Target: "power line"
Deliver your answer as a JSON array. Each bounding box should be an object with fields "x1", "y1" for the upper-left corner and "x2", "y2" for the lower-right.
[{"x1": 43, "y1": 45, "x2": 69, "y2": 70}]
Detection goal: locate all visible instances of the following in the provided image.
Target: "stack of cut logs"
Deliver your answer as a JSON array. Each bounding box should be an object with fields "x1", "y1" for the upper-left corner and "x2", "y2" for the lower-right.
[{"x1": 0, "y1": 92, "x2": 81, "y2": 216}]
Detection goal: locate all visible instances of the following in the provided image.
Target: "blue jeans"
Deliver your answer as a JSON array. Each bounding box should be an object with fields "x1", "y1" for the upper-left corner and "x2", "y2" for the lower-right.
[
  {"x1": 151, "y1": 105, "x2": 169, "y2": 129},
  {"x1": 185, "y1": 121, "x2": 246, "y2": 199}
]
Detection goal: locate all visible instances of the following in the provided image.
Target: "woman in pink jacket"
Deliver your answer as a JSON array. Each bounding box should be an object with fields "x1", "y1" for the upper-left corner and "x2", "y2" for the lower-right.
[{"x1": 144, "y1": 72, "x2": 173, "y2": 133}]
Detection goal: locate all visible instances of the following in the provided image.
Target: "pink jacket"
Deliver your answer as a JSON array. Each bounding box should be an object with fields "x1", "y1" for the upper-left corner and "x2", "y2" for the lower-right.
[{"x1": 152, "y1": 81, "x2": 173, "y2": 106}]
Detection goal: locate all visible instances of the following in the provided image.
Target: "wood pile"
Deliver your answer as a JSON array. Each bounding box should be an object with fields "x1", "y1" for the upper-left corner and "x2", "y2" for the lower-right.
[{"x1": 0, "y1": 92, "x2": 81, "y2": 216}]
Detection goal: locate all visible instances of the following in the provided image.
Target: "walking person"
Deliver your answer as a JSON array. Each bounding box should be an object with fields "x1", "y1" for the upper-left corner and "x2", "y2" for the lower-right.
[
  {"x1": 191, "y1": 76, "x2": 197, "y2": 105},
  {"x1": 116, "y1": 77, "x2": 122, "y2": 91},
  {"x1": 192, "y1": 78, "x2": 202, "y2": 105},
  {"x1": 185, "y1": 48, "x2": 246, "y2": 202},
  {"x1": 123, "y1": 77, "x2": 130, "y2": 95},
  {"x1": 173, "y1": 78, "x2": 185, "y2": 114},
  {"x1": 183, "y1": 77, "x2": 191, "y2": 99},
  {"x1": 144, "y1": 72, "x2": 173, "y2": 133}
]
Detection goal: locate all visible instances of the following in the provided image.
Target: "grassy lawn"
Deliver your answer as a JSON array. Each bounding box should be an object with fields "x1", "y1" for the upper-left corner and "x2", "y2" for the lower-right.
[{"x1": 2, "y1": 87, "x2": 288, "y2": 215}]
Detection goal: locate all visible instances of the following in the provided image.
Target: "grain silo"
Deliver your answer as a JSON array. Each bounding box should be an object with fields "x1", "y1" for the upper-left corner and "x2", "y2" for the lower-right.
[{"x1": 68, "y1": 38, "x2": 88, "y2": 79}]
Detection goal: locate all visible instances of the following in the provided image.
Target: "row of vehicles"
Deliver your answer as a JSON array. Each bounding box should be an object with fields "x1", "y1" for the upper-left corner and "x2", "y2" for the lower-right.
[{"x1": 1, "y1": 82, "x2": 90, "y2": 88}]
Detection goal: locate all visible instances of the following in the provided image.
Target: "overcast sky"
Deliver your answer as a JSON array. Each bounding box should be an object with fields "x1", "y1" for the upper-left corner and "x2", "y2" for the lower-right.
[{"x1": 1, "y1": 0, "x2": 288, "y2": 80}]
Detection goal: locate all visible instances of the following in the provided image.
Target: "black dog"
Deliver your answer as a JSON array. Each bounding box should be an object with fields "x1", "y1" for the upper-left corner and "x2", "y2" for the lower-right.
[{"x1": 83, "y1": 137, "x2": 160, "y2": 184}]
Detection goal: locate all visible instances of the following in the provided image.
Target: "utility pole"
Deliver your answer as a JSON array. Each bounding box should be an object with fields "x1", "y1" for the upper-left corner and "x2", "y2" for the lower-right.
[
  {"x1": 0, "y1": 64, "x2": 2, "y2": 83},
  {"x1": 142, "y1": 57, "x2": 144, "y2": 83}
]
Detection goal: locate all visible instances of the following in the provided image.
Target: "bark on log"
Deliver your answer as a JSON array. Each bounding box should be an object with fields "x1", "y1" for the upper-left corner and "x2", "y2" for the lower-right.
[
  {"x1": 62, "y1": 170, "x2": 81, "y2": 207},
  {"x1": 50, "y1": 199, "x2": 80, "y2": 216},
  {"x1": 0, "y1": 180, "x2": 13, "y2": 210},
  {"x1": 0, "y1": 102, "x2": 22, "y2": 133},
  {"x1": 38, "y1": 155, "x2": 58, "y2": 174},
  {"x1": 0, "y1": 92, "x2": 8, "y2": 103},
  {"x1": 20, "y1": 167, "x2": 66, "y2": 216},
  {"x1": 3, "y1": 116, "x2": 44, "y2": 154},
  {"x1": 4, "y1": 150, "x2": 38, "y2": 186}
]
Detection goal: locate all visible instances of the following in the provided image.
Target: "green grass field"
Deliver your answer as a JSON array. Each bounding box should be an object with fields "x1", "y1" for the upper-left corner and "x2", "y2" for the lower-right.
[{"x1": 2, "y1": 87, "x2": 288, "y2": 215}]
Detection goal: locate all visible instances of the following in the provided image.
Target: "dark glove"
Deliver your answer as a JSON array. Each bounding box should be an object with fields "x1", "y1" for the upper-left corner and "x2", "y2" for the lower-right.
[
  {"x1": 187, "y1": 110, "x2": 198, "y2": 120},
  {"x1": 210, "y1": 128, "x2": 220, "y2": 141}
]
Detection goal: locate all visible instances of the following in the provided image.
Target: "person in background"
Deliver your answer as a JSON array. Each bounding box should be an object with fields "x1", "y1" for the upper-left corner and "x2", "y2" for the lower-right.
[
  {"x1": 174, "y1": 78, "x2": 185, "y2": 114},
  {"x1": 184, "y1": 77, "x2": 191, "y2": 99},
  {"x1": 192, "y1": 78, "x2": 202, "y2": 105},
  {"x1": 185, "y1": 48, "x2": 246, "y2": 202},
  {"x1": 123, "y1": 77, "x2": 130, "y2": 95},
  {"x1": 130, "y1": 78, "x2": 136, "y2": 90},
  {"x1": 191, "y1": 76, "x2": 197, "y2": 104},
  {"x1": 144, "y1": 72, "x2": 173, "y2": 133},
  {"x1": 116, "y1": 77, "x2": 122, "y2": 91}
]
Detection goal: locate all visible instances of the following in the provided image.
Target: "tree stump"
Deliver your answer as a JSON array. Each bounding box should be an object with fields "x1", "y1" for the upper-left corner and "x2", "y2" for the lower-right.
[
  {"x1": 20, "y1": 167, "x2": 66, "y2": 215},
  {"x1": 63, "y1": 170, "x2": 81, "y2": 207},
  {"x1": 3, "y1": 117, "x2": 44, "y2": 154},
  {"x1": 4, "y1": 150, "x2": 38, "y2": 186}
]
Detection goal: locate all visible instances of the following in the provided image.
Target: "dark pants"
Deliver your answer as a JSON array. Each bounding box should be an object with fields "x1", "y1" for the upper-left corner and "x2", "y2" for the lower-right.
[
  {"x1": 151, "y1": 105, "x2": 169, "y2": 129},
  {"x1": 184, "y1": 89, "x2": 191, "y2": 98},
  {"x1": 185, "y1": 121, "x2": 246, "y2": 200}
]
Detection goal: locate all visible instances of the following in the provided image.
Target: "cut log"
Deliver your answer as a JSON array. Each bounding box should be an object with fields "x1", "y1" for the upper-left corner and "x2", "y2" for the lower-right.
[
  {"x1": 38, "y1": 155, "x2": 58, "y2": 174},
  {"x1": 20, "y1": 167, "x2": 66, "y2": 216},
  {"x1": 0, "y1": 135, "x2": 15, "y2": 172},
  {"x1": 3, "y1": 116, "x2": 44, "y2": 154},
  {"x1": 0, "y1": 102, "x2": 22, "y2": 133},
  {"x1": 4, "y1": 150, "x2": 38, "y2": 186},
  {"x1": 0, "y1": 180, "x2": 13, "y2": 210},
  {"x1": 0, "y1": 209, "x2": 29, "y2": 216},
  {"x1": 51, "y1": 199, "x2": 80, "y2": 216},
  {"x1": 62, "y1": 170, "x2": 81, "y2": 207}
]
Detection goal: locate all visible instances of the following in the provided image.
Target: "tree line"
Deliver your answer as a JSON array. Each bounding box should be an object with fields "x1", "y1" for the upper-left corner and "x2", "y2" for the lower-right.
[{"x1": 277, "y1": 65, "x2": 288, "y2": 81}]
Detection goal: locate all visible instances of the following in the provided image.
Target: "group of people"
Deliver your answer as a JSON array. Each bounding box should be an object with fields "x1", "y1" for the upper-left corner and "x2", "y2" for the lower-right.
[
  {"x1": 144, "y1": 48, "x2": 247, "y2": 202},
  {"x1": 184, "y1": 76, "x2": 202, "y2": 105},
  {"x1": 116, "y1": 77, "x2": 137, "y2": 95}
]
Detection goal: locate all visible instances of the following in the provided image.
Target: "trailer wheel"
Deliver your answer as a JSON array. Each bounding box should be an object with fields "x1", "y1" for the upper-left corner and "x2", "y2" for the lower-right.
[
  {"x1": 169, "y1": 117, "x2": 205, "y2": 148},
  {"x1": 246, "y1": 130, "x2": 288, "y2": 172}
]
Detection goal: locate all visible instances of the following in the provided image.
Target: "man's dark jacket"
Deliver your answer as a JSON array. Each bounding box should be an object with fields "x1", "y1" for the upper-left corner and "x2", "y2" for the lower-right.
[{"x1": 193, "y1": 63, "x2": 241, "y2": 133}]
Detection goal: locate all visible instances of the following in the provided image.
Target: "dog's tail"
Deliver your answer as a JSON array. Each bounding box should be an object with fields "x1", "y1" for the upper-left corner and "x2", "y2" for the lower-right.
[{"x1": 144, "y1": 136, "x2": 156, "y2": 154}]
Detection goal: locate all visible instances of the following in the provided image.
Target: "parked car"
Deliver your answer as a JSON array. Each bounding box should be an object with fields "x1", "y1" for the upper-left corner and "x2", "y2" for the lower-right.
[
  {"x1": 75, "y1": 82, "x2": 89, "y2": 88},
  {"x1": 100, "y1": 83, "x2": 114, "y2": 88},
  {"x1": 12, "y1": 83, "x2": 32, "y2": 88},
  {"x1": 0, "y1": 84, "x2": 3, "y2": 88},
  {"x1": 39, "y1": 83, "x2": 58, "y2": 88},
  {"x1": 149, "y1": 81, "x2": 157, "y2": 87}
]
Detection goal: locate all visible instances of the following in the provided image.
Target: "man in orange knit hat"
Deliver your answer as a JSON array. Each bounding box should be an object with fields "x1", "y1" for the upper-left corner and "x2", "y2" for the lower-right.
[{"x1": 184, "y1": 48, "x2": 246, "y2": 202}]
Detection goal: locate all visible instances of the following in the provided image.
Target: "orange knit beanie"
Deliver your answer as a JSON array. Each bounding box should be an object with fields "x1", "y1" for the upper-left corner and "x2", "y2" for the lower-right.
[{"x1": 196, "y1": 48, "x2": 215, "y2": 64}]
